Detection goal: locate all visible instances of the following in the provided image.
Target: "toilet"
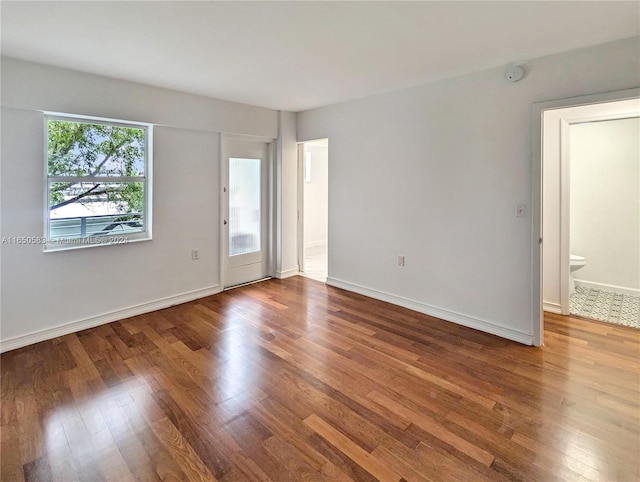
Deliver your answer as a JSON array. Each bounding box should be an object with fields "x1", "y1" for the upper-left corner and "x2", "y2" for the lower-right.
[{"x1": 569, "y1": 254, "x2": 587, "y2": 295}]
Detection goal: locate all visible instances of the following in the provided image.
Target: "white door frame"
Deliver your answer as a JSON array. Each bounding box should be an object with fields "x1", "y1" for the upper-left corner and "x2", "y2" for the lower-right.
[
  {"x1": 220, "y1": 133, "x2": 276, "y2": 289},
  {"x1": 296, "y1": 143, "x2": 306, "y2": 273},
  {"x1": 296, "y1": 139, "x2": 329, "y2": 277},
  {"x1": 532, "y1": 88, "x2": 640, "y2": 346}
]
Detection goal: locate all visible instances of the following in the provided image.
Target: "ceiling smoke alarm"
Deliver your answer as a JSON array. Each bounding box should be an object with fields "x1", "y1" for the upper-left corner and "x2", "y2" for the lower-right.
[{"x1": 505, "y1": 66, "x2": 525, "y2": 82}]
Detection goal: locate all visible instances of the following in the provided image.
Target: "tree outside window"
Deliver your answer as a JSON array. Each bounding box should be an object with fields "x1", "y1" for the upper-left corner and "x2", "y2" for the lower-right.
[{"x1": 46, "y1": 116, "x2": 151, "y2": 249}]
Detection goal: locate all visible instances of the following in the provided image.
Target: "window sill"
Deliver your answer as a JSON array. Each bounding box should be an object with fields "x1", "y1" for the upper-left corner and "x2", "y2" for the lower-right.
[{"x1": 43, "y1": 234, "x2": 152, "y2": 252}]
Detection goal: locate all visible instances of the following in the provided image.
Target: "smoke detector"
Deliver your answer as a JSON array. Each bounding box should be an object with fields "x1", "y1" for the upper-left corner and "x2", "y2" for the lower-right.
[{"x1": 505, "y1": 65, "x2": 525, "y2": 82}]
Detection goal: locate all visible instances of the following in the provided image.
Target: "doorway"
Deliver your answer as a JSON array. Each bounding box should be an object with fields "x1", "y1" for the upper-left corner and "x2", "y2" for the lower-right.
[
  {"x1": 298, "y1": 139, "x2": 328, "y2": 282},
  {"x1": 222, "y1": 137, "x2": 273, "y2": 288},
  {"x1": 533, "y1": 89, "x2": 640, "y2": 345}
]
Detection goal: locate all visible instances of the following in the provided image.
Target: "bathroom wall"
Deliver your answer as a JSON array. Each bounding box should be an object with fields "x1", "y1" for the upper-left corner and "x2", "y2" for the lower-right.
[
  {"x1": 303, "y1": 144, "x2": 329, "y2": 248},
  {"x1": 570, "y1": 117, "x2": 640, "y2": 294}
]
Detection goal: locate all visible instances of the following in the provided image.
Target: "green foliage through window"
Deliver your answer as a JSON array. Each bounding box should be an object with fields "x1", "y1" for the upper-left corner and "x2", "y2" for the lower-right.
[{"x1": 46, "y1": 117, "x2": 149, "y2": 241}]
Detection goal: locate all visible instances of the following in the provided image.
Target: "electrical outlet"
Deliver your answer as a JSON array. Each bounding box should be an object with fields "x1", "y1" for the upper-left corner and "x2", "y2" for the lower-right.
[
  {"x1": 398, "y1": 255, "x2": 405, "y2": 267},
  {"x1": 191, "y1": 249, "x2": 200, "y2": 260},
  {"x1": 516, "y1": 204, "x2": 527, "y2": 218}
]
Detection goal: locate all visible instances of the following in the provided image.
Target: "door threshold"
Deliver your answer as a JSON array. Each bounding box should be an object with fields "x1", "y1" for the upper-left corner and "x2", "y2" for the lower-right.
[{"x1": 224, "y1": 277, "x2": 272, "y2": 291}]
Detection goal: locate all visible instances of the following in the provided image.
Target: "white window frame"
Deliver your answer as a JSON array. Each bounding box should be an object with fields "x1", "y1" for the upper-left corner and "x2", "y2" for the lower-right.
[{"x1": 44, "y1": 113, "x2": 153, "y2": 251}]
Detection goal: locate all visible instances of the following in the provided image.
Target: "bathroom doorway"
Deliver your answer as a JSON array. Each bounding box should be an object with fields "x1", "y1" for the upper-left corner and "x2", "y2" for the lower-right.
[
  {"x1": 297, "y1": 139, "x2": 328, "y2": 282},
  {"x1": 534, "y1": 90, "x2": 640, "y2": 344},
  {"x1": 566, "y1": 117, "x2": 639, "y2": 327}
]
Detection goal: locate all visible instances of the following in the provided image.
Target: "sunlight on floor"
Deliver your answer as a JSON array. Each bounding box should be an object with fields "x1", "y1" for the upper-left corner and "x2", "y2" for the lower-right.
[{"x1": 301, "y1": 244, "x2": 327, "y2": 282}]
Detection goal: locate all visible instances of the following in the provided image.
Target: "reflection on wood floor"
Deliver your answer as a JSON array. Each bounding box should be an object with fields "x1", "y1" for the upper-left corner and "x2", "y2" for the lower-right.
[
  {"x1": 301, "y1": 244, "x2": 327, "y2": 282},
  {"x1": 1, "y1": 277, "x2": 639, "y2": 481}
]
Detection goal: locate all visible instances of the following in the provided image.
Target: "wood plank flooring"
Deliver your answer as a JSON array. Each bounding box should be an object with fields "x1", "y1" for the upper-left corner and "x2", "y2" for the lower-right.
[{"x1": 2, "y1": 276, "x2": 639, "y2": 481}]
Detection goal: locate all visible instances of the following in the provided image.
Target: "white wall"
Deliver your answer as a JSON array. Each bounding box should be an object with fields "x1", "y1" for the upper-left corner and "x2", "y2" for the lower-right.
[
  {"x1": 276, "y1": 110, "x2": 299, "y2": 278},
  {"x1": 570, "y1": 117, "x2": 640, "y2": 292},
  {"x1": 0, "y1": 57, "x2": 288, "y2": 350},
  {"x1": 303, "y1": 144, "x2": 329, "y2": 248},
  {"x1": 542, "y1": 99, "x2": 639, "y2": 309},
  {"x1": 297, "y1": 37, "x2": 640, "y2": 344}
]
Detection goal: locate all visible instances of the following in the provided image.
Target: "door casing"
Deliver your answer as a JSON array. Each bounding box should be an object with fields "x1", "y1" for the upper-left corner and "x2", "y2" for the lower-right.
[
  {"x1": 532, "y1": 87, "x2": 640, "y2": 346},
  {"x1": 220, "y1": 134, "x2": 276, "y2": 289},
  {"x1": 297, "y1": 143, "x2": 305, "y2": 274}
]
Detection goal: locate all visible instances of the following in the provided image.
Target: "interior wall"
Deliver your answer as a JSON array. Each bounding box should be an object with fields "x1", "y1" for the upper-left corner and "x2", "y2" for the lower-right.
[
  {"x1": 542, "y1": 98, "x2": 639, "y2": 309},
  {"x1": 0, "y1": 57, "x2": 283, "y2": 348},
  {"x1": 297, "y1": 37, "x2": 640, "y2": 344},
  {"x1": 303, "y1": 144, "x2": 329, "y2": 248},
  {"x1": 276, "y1": 111, "x2": 299, "y2": 278},
  {"x1": 570, "y1": 117, "x2": 640, "y2": 292}
]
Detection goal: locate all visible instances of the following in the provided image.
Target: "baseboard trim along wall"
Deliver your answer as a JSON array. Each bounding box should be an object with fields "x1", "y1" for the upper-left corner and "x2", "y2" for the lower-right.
[
  {"x1": 0, "y1": 285, "x2": 222, "y2": 353},
  {"x1": 575, "y1": 279, "x2": 640, "y2": 297},
  {"x1": 275, "y1": 268, "x2": 300, "y2": 279},
  {"x1": 543, "y1": 301, "x2": 562, "y2": 314},
  {"x1": 326, "y1": 277, "x2": 533, "y2": 345}
]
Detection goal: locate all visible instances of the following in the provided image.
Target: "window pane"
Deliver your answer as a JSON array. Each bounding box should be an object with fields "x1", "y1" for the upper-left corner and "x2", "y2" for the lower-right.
[
  {"x1": 229, "y1": 158, "x2": 261, "y2": 256},
  {"x1": 49, "y1": 181, "x2": 144, "y2": 240},
  {"x1": 47, "y1": 119, "x2": 145, "y2": 177}
]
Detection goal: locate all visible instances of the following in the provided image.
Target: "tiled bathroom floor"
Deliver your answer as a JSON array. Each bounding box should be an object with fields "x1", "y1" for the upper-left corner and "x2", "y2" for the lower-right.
[{"x1": 570, "y1": 286, "x2": 640, "y2": 329}]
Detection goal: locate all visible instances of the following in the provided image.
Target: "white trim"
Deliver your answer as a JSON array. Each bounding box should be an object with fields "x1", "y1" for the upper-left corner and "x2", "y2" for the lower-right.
[
  {"x1": 559, "y1": 118, "x2": 572, "y2": 315},
  {"x1": 44, "y1": 111, "x2": 152, "y2": 128},
  {"x1": 297, "y1": 143, "x2": 305, "y2": 274},
  {"x1": 43, "y1": 235, "x2": 151, "y2": 253},
  {"x1": 219, "y1": 133, "x2": 227, "y2": 290},
  {"x1": 220, "y1": 134, "x2": 276, "y2": 288},
  {"x1": 326, "y1": 277, "x2": 533, "y2": 346},
  {"x1": 223, "y1": 277, "x2": 271, "y2": 291},
  {"x1": 0, "y1": 285, "x2": 221, "y2": 353},
  {"x1": 575, "y1": 279, "x2": 640, "y2": 297},
  {"x1": 44, "y1": 114, "x2": 153, "y2": 251},
  {"x1": 275, "y1": 113, "x2": 284, "y2": 280},
  {"x1": 48, "y1": 176, "x2": 145, "y2": 183},
  {"x1": 543, "y1": 302, "x2": 562, "y2": 314},
  {"x1": 270, "y1": 140, "x2": 278, "y2": 278},
  {"x1": 297, "y1": 138, "x2": 329, "y2": 147},
  {"x1": 532, "y1": 102, "x2": 543, "y2": 346},
  {"x1": 275, "y1": 268, "x2": 300, "y2": 279},
  {"x1": 532, "y1": 87, "x2": 640, "y2": 347}
]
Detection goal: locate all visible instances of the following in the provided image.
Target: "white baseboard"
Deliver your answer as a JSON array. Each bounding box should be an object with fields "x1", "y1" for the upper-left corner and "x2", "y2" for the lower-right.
[
  {"x1": 305, "y1": 240, "x2": 327, "y2": 249},
  {"x1": 543, "y1": 301, "x2": 562, "y2": 314},
  {"x1": 0, "y1": 285, "x2": 221, "y2": 353},
  {"x1": 326, "y1": 277, "x2": 533, "y2": 345},
  {"x1": 275, "y1": 268, "x2": 300, "y2": 279},
  {"x1": 574, "y1": 279, "x2": 640, "y2": 297}
]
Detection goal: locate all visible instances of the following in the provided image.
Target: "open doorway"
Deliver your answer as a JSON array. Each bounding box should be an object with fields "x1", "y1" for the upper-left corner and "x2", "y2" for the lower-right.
[
  {"x1": 298, "y1": 139, "x2": 328, "y2": 282},
  {"x1": 533, "y1": 90, "x2": 640, "y2": 345}
]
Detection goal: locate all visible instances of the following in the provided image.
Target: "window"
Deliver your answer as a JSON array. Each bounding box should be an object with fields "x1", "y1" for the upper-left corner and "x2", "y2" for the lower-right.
[
  {"x1": 45, "y1": 115, "x2": 152, "y2": 250},
  {"x1": 229, "y1": 157, "x2": 261, "y2": 256}
]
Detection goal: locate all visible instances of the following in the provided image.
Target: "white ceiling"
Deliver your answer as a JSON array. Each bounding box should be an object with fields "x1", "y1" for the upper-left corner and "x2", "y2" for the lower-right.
[{"x1": 1, "y1": 2, "x2": 638, "y2": 112}]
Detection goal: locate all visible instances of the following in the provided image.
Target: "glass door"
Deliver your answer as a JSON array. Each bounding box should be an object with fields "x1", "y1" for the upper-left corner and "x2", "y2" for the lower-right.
[{"x1": 223, "y1": 139, "x2": 270, "y2": 287}]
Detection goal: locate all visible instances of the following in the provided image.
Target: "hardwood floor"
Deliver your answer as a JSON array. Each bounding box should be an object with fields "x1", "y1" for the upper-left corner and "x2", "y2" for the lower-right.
[{"x1": 2, "y1": 277, "x2": 639, "y2": 481}]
